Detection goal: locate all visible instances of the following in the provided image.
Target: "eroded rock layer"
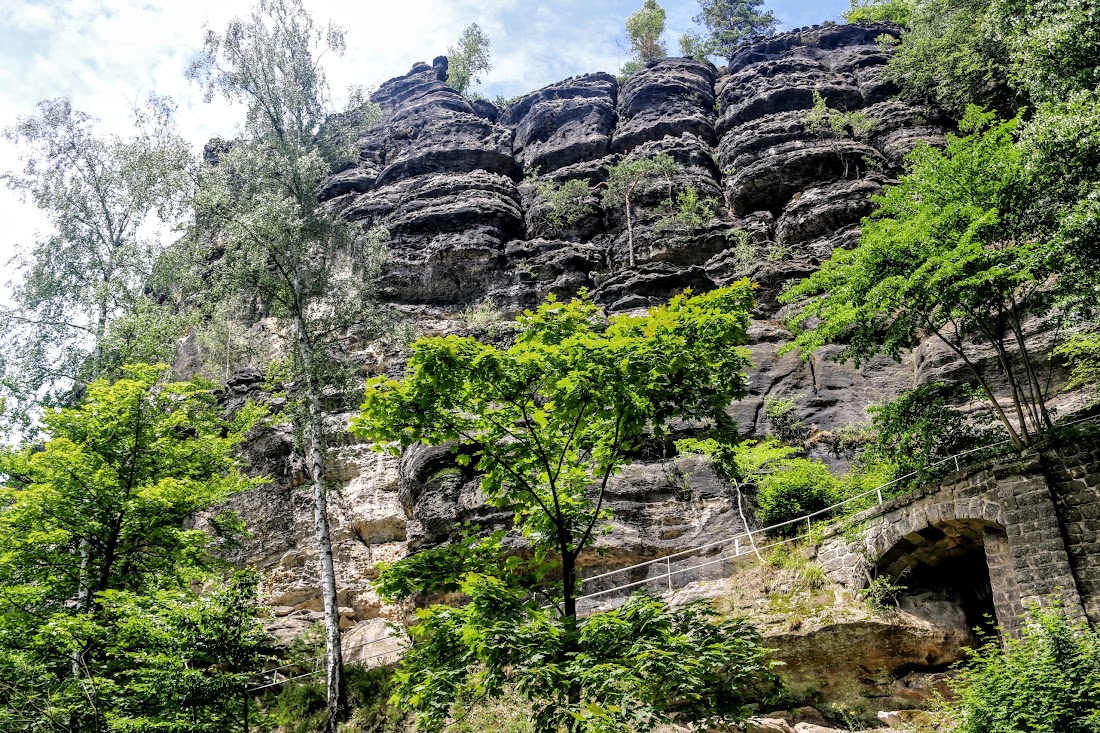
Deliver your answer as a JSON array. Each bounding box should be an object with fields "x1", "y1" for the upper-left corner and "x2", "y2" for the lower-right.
[{"x1": 213, "y1": 23, "x2": 959, "y2": 665}]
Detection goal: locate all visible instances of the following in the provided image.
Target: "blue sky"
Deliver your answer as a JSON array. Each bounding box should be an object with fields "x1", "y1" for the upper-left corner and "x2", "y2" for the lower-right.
[{"x1": 0, "y1": 0, "x2": 851, "y2": 295}]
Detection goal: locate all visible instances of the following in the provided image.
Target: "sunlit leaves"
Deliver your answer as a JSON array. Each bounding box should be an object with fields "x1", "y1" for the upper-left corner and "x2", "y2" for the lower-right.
[
  {"x1": 782, "y1": 111, "x2": 1054, "y2": 446},
  {"x1": 354, "y1": 285, "x2": 760, "y2": 732}
]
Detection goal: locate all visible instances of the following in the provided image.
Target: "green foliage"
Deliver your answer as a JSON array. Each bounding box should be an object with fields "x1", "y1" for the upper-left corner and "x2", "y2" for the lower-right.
[
  {"x1": 446, "y1": 23, "x2": 492, "y2": 95},
  {"x1": 864, "y1": 382, "x2": 998, "y2": 481},
  {"x1": 374, "y1": 530, "x2": 524, "y2": 603},
  {"x1": 677, "y1": 436, "x2": 799, "y2": 487},
  {"x1": 356, "y1": 285, "x2": 754, "y2": 601},
  {"x1": 843, "y1": 0, "x2": 915, "y2": 24},
  {"x1": 602, "y1": 154, "x2": 678, "y2": 267},
  {"x1": 388, "y1": 586, "x2": 781, "y2": 733},
  {"x1": 755, "y1": 459, "x2": 840, "y2": 533},
  {"x1": 990, "y1": 0, "x2": 1100, "y2": 108},
  {"x1": 859, "y1": 569, "x2": 908, "y2": 611},
  {"x1": 689, "y1": 0, "x2": 779, "y2": 64},
  {"x1": 189, "y1": 4, "x2": 380, "y2": 724},
  {"x1": 266, "y1": 665, "x2": 401, "y2": 733},
  {"x1": 678, "y1": 31, "x2": 710, "y2": 61},
  {"x1": 1019, "y1": 90, "x2": 1100, "y2": 303},
  {"x1": 782, "y1": 109, "x2": 1056, "y2": 450},
  {"x1": 659, "y1": 186, "x2": 720, "y2": 231},
  {"x1": 884, "y1": 0, "x2": 1017, "y2": 118},
  {"x1": 804, "y1": 90, "x2": 874, "y2": 178},
  {"x1": 625, "y1": 0, "x2": 667, "y2": 71},
  {"x1": 527, "y1": 172, "x2": 596, "y2": 236},
  {"x1": 726, "y1": 228, "x2": 759, "y2": 271},
  {"x1": 354, "y1": 286, "x2": 759, "y2": 731},
  {"x1": 763, "y1": 394, "x2": 808, "y2": 446},
  {"x1": 1054, "y1": 331, "x2": 1100, "y2": 398},
  {"x1": 945, "y1": 607, "x2": 1100, "y2": 732},
  {"x1": 602, "y1": 154, "x2": 677, "y2": 213},
  {"x1": 0, "y1": 365, "x2": 266, "y2": 731},
  {"x1": 0, "y1": 96, "x2": 193, "y2": 434}
]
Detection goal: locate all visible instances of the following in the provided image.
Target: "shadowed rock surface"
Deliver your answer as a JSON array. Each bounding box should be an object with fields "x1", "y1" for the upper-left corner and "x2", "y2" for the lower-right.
[{"x1": 200, "y1": 25, "x2": 1078, "y2": 715}]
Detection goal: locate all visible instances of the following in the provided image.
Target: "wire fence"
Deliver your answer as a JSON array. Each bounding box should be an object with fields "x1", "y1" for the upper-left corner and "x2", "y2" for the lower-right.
[
  {"x1": 575, "y1": 412, "x2": 1099, "y2": 604},
  {"x1": 248, "y1": 413, "x2": 1099, "y2": 692}
]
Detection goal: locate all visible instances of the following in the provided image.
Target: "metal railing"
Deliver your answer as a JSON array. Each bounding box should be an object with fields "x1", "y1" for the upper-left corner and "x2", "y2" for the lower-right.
[
  {"x1": 574, "y1": 413, "x2": 1099, "y2": 603},
  {"x1": 249, "y1": 413, "x2": 1098, "y2": 691}
]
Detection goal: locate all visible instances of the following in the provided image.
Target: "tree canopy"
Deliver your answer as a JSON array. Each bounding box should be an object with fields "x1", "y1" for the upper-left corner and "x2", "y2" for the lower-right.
[
  {"x1": 188, "y1": 0, "x2": 386, "y2": 726},
  {"x1": 681, "y1": 0, "x2": 779, "y2": 65},
  {"x1": 446, "y1": 23, "x2": 492, "y2": 95},
  {"x1": 0, "y1": 364, "x2": 266, "y2": 731},
  {"x1": 0, "y1": 97, "x2": 192, "y2": 435},
  {"x1": 783, "y1": 109, "x2": 1056, "y2": 449},
  {"x1": 351, "y1": 284, "x2": 775, "y2": 731},
  {"x1": 622, "y1": 0, "x2": 668, "y2": 76}
]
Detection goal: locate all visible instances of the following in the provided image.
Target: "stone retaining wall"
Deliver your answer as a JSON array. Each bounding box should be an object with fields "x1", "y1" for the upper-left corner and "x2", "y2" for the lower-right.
[{"x1": 816, "y1": 432, "x2": 1100, "y2": 633}]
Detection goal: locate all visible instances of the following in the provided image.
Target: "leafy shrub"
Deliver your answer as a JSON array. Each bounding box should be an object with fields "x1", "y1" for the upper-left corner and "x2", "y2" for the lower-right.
[
  {"x1": 1054, "y1": 330, "x2": 1100, "y2": 402},
  {"x1": 659, "y1": 185, "x2": 719, "y2": 231},
  {"x1": 764, "y1": 394, "x2": 808, "y2": 445},
  {"x1": 525, "y1": 170, "x2": 595, "y2": 236},
  {"x1": 756, "y1": 458, "x2": 839, "y2": 533},
  {"x1": 865, "y1": 382, "x2": 998, "y2": 483},
  {"x1": 727, "y1": 229, "x2": 758, "y2": 271},
  {"x1": 859, "y1": 568, "x2": 908, "y2": 611},
  {"x1": 946, "y1": 607, "x2": 1100, "y2": 733},
  {"x1": 265, "y1": 665, "x2": 401, "y2": 733}
]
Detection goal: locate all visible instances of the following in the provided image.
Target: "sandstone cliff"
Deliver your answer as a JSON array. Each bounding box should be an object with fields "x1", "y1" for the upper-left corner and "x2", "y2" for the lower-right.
[{"x1": 208, "y1": 22, "x2": 1004, "y2": 673}]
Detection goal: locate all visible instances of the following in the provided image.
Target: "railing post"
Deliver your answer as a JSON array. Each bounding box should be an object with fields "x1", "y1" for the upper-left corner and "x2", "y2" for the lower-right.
[
  {"x1": 954, "y1": 455, "x2": 960, "y2": 472},
  {"x1": 876, "y1": 488, "x2": 883, "y2": 505},
  {"x1": 734, "y1": 537, "x2": 740, "y2": 556},
  {"x1": 806, "y1": 517, "x2": 812, "y2": 536},
  {"x1": 666, "y1": 556, "x2": 672, "y2": 592}
]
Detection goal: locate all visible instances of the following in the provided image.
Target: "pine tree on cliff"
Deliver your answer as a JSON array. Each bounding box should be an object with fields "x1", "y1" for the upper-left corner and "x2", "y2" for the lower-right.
[
  {"x1": 680, "y1": 0, "x2": 779, "y2": 65},
  {"x1": 188, "y1": 0, "x2": 386, "y2": 728}
]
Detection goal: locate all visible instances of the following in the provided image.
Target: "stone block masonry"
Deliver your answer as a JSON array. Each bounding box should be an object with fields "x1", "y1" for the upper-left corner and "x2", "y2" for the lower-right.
[{"x1": 817, "y1": 432, "x2": 1100, "y2": 634}]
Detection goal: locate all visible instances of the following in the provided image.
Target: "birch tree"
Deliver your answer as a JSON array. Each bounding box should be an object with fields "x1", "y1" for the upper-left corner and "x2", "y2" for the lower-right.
[
  {"x1": 602, "y1": 154, "x2": 677, "y2": 268},
  {"x1": 188, "y1": 1, "x2": 386, "y2": 728},
  {"x1": 0, "y1": 96, "x2": 192, "y2": 435}
]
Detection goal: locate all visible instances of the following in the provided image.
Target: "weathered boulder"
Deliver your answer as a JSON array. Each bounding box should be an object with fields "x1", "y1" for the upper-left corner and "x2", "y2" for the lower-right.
[
  {"x1": 501, "y1": 73, "x2": 618, "y2": 173},
  {"x1": 612, "y1": 57, "x2": 718, "y2": 153}
]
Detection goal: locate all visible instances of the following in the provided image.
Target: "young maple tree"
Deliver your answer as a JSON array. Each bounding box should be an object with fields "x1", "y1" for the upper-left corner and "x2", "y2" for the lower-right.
[{"x1": 352, "y1": 283, "x2": 781, "y2": 732}]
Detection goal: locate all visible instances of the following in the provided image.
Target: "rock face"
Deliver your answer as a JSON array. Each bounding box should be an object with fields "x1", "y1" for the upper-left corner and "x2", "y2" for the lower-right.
[{"x1": 217, "y1": 21, "x2": 966, "y2": 685}]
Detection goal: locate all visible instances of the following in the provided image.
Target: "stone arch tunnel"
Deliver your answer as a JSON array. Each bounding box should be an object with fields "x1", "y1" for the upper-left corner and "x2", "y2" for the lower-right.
[{"x1": 816, "y1": 444, "x2": 1100, "y2": 634}]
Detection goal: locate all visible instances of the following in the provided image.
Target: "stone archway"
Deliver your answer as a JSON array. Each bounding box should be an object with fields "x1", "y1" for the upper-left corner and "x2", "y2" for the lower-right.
[{"x1": 872, "y1": 515, "x2": 1022, "y2": 634}]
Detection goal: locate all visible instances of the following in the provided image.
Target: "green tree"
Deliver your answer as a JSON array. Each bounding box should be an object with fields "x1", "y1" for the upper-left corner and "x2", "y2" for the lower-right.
[
  {"x1": 842, "y1": 0, "x2": 915, "y2": 24},
  {"x1": 352, "y1": 284, "x2": 773, "y2": 731},
  {"x1": 446, "y1": 23, "x2": 492, "y2": 95},
  {"x1": 602, "y1": 153, "x2": 678, "y2": 268},
  {"x1": 0, "y1": 97, "x2": 193, "y2": 435},
  {"x1": 883, "y1": 0, "x2": 1017, "y2": 118},
  {"x1": 525, "y1": 173, "x2": 596, "y2": 237},
  {"x1": 187, "y1": 0, "x2": 387, "y2": 726},
  {"x1": 864, "y1": 382, "x2": 997, "y2": 480},
  {"x1": 622, "y1": 0, "x2": 667, "y2": 76},
  {"x1": 945, "y1": 607, "x2": 1100, "y2": 733},
  {"x1": 0, "y1": 364, "x2": 265, "y2": 731},
  {"x1": 782, "y1": 109, "x2": 1056, "y2": 451},
  {"x1": 686, "y1": 0, "x2": 779, "y2": 66}
]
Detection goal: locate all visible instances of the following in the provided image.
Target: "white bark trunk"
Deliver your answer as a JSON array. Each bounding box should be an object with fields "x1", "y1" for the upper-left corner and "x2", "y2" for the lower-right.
[{"x1": 295, "y1": 312, "x2": 346, "y2": 730}]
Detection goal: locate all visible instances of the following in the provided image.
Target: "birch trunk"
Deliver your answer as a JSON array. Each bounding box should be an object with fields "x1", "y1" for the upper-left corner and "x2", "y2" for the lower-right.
[{"x1": 295, "y1": 311, "x2": 346, "y2": 731}]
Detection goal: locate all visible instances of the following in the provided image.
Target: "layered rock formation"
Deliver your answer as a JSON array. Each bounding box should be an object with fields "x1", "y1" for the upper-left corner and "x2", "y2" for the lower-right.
[{"x1": 213, "y1": 22, "x2": 976, "y2": 693}]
